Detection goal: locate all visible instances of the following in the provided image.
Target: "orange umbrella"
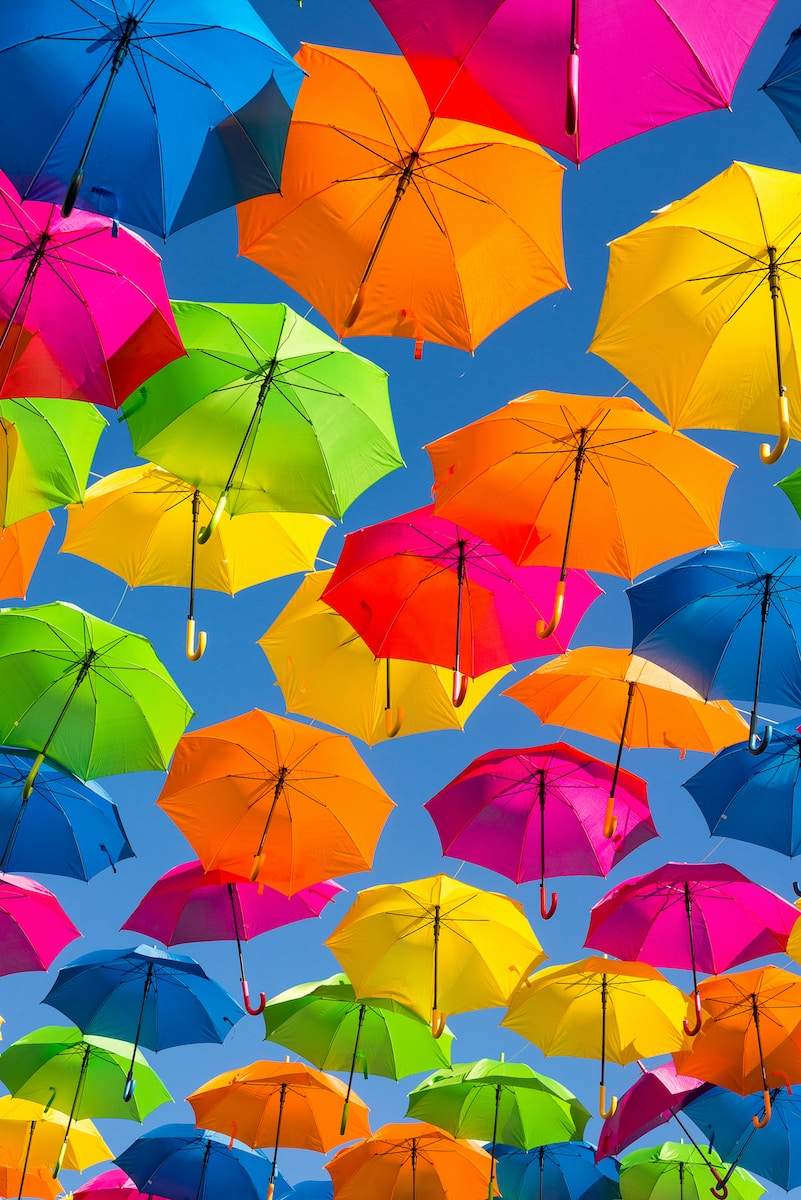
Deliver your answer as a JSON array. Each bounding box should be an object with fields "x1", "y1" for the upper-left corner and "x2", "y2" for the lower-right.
[
  {"x1": 0, "y1": 512, "x2": 52, "y2": 600},
  {"x1": 326, "y1": 1121, "x2": 494, "y2": 1200},
  {"x1": 157, "y1": 710, "x2": 394, "y2": 896},
  {"x1": 0, "y1": 1164, "x2": 61, "y2": 1200},
  {"x1": 237, "y1": 44, "x2": 566, "y2": 356},
  {"x1": 188, "y1": 1060, "x2": 370, "y2": 1200}
]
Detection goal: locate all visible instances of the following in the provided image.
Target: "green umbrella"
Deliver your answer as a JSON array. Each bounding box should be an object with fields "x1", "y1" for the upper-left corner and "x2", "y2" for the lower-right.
[
  {"x1": 620, "y1": 1143, "x2": 763, "y2": 1200},
  {"x1": 0, "y1": 1026, "x2": 172, "y2": 1176},
  {"x1": 0, "y1": 601, "x2": 194, "y2": 796},
  {"x1": 122, "y1": 301, "x2": 404, "y2": 539},
  {"x1": 263, "y1": 973, "x2": 453, "y2": 1133},
  {"x1": 777, "y1": 466, "x2": 801, "y2": 524},
  {"x1": 406, "y1": 1058, "x2": 591, "y2": 1199},
  {"x1": 0, "y1": 398, "x2": 106, "y2": 526}
]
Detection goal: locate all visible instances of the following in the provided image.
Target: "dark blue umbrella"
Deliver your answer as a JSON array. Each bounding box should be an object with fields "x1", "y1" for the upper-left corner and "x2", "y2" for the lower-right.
[
  {"x1": 42, "y1": 944, "x2": 244, "y2": 1099},
  {"x1": 684, "y1": 1085, "x2": 801, "y2": 1193},
  {"x1": 491, "y1": 1142, "x2": 620, "y2": 1200},
  {"x1": 763, "y1": 28, "x2": 801, "y2": 149},
  {"x1": 0, "y1": 0, "x2": 302, "y2": 238},
  {"x1": 628, "y1": 543, "x2": 801, "y2": 755},
  {"x1": 115, "y1": 1125, "x2": 293, "y2": 1200},
  {"x1": 0, "y1": 747, "x2": 133, "y2": 880}
]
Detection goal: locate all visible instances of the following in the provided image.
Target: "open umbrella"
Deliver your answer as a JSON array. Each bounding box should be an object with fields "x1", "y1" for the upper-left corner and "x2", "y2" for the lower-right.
[
  {"x1": 620, "y1": 1142, "x2": 763, "y2": 1200},
  {"x1": 75, "y1": 1168, "x2": 172, "y2": 1200},
  {"x1": 0, "y1": 1097, "x2": 110, "y2": 1198},
  {"x1": 0, "y1": 514, "x2": 51, "y2": 600},
  {"x1": 325, "y1": 1122, "x2": 494, "y2": 1200},
  {"x1": 0, "y1": 873, "x2": 80, "y2": 975},
  {"x1": 237, "y1": 43, "x2": 567, "y2": 356},
  {"x1": 0, "y1": 1, "x2": 303, "y2": 237},
  {"x1": 684, "y1": 1084, "x2": 801, "y2": 1192},
  {"x1": 115, "y1": 1125, "x2": 291, "y2": 1200},
  {"x1": 493, "y1": 1142, "x2": 620, "y2": 1200},
  {"x1": 595, "y1": 1064, "x2": 712, "y2": 1163},
  {"x1": 0, "y1": 1165, "x2": 60, "y2": 1200},
  {"x1": 763, "y1": 26, "x2": 801, "y2": 152}
]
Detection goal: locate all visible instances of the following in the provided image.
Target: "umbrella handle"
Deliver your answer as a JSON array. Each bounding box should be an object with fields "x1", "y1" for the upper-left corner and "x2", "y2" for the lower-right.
[
  {"x1": 683, "y1": 991, "x2": 702, "y2": 1037},
  {"x1": 21, "y1": 753, "x2": 45, "y2": 800},
  {"x1": 249, "y1": 854, "x2": 264, "y2": 883},
  {"x1": 267, "y1": 1184, "x2": 275, "y2": 1200},
  {"x1": 452, "y1": 671, "x2": 468, "y2": 707},
  {"x1": 603, "y1": 796, "x2": 617, "y2": 839},
  {"x1": 198, "y1": 493, "x2": 227, "y2": 543},
  {"x1": 53, "y1": 1142, "x2": 67, "y2": 1177},
  {"x1": 431, "y1": 1010, "x2": 448, "y2": 1038},
  {"x1": 540, "y1": 885, "x2": 558, "y2": 919},
  {"x1": 343, "y1": 282, "x2": 367, "y2": 330},
  {"x1": 385, "y1": 706, "x2": 404, "y2": 738},
  {"x1": 759, "y1": 390, "x2": 790, "y2": 465},
  {"x1": 748, "y1": 723, "x2": 772, "y2": 755},
  {"x1": 186, "y1": 618, "x2": 207, "y2": 662},
  {"x1": 565, "y1": 51, "x2": 579, "y2": 137},
  {"x1": 536, "y1": 579, "x2": 566, "y2": 639},
  {"x1": 123, "y1": 1073, "x2": 135, "y2": 1102},
  {"x1": 753, "y1": 1090, "x2": 772, "y2": 1128},
  {"x1": 241, "y1": 979, "x2": 266, "y2": 1016},
  {"x1": 61, "y1": 170, "x2": 84, "y2": 219},
  {"x1": 793, "y1": 882, "x2": 801, "y2": 897},
  {"x1": 339, "y1": 1100, "x2": 350, "y2": 1137},
  {"x1": 599, "y1": 1084, "x2": 617, "y2": 1119},
  {"x1": 709, "y1": 1167, "x2": 729, "y2": 1199}
]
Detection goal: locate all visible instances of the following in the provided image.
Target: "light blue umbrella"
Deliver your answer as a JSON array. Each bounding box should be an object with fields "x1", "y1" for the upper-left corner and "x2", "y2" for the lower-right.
[
  {"x1": 492, "y1": 1142, "x2": 620, "y2": 1200},
  {"x1": 763, "y1": 27, "x2": 801, "y2": 150},
  {"x1": 684, "y1": 1085, "x2": 801, "y2": 1192}
]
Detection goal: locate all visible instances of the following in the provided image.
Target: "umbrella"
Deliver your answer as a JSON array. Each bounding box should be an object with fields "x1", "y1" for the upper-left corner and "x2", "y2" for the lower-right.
[
  {"x1": 288, "y1": 1185, "x2": 331, "y2": 1200},
  {"x1": 426, "y1": 391, "x2": 732, "y2": 636},
  {"x1": 0, "y1": 398, "x2": 105, "y2": 527},
  {"x1": 0, "y1": 1026, "x2": 171, "y2": 1173},
  {"x1": 684, "y1": 1084, "x2": 801, "y2": 1192},
  {"x1": 502, "y1": 957, "x2": 689, "y2": 1118},
  {"x1": 122, "y1": 301, "x2": 404, "y2": 534},
  {"x1": 187, "y1": 1060, "x2": 371, "y2": 1197},
  {"x1": 493, "y1": 1142, "x2": 620, "y2": 1200},
  {"x1": 0, "y1": 175, "x2": 183, "y2": 409},
  {"x1": 0, "y1": 1096, "x2": 110, "y2": 1193},
  {"x1": 0, "y1": 600, "x2": 193, "y2": 797},
  {"x1": 763, "y1": 28, "x2": 801, "y2": 152},
  {"x1": 503, "y1": 647, "x2": 747, "y2": 838},
  {"x1": 620, "y1": 1142, "x2": 763, "y2": 1200},
  {"x1": 42, "y1": 944, "x2": 244, "y2": 1099},
  {"x1": 0, "y1": 513, "x2": 52, "y2": 600},
  {"x1": 424, "y1": 742, "x2": 656, "y2": 918},
  {"x1": 628, "y1": 543, "x2": 801, "y2": 754},
  {"x1": 122, "y1": 861, "x2": 344, "y2": 1017},
  {"x1": 0, "y1": 1164, "x2": 60, "y2": 1200},
  {"x1": 61, "y1": 463, "x2": 333, "y2": 660},
  {"x1": 0, "y1": 748, "x2": 133, "y2": 880},
  {"x1": 115, "y1": 1125, "x2": 291, "y2": 1200},
  {"x1": 237, "y1": 43, "x2": 567, "y2": 356},
  {"x1": 157, "y1": 709, "x2": 394, "y2": 896},
  {"x1": 0, "y1": 1, "x2": 303, "y2": 238},
  {"x1": 75, "y1": 1168, "x2": 172, "y2": 1200},
  {"x1": 325, "y1": 873, "x2": 546, "y2": 1036},
  {"x1": 0, "y1": 873, "x2": 80, "y2": 975},
  {"x1": 259, "y1": 569, "x2": 510, "y2": 743},
  {"x1": 368, "y1": 0, "x2": 776, "y2": 163},
  {"x1": 595, "y1": 1063, "x2": 712, "y2": 1163},
  {"x1": 585, "y1": 863, "x2": 799, "y2": 1035},
  {"x1": 321, "y1": 505, "x2": 601, "y2": 707},
  {"x1": 262, "y1": 973, "x2": 453, "y2": 1132},
  {"x1": 591, "y1": 161, "x2": 801, "y2": 464},
  {"x1": 325, "y1": 1121, "x2": 494, "y2": 1200}
]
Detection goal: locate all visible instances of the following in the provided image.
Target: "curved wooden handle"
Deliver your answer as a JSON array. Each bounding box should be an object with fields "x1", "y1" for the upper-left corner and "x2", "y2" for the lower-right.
[
  {"x1": 753, "y1": 1089, "x2": 772, "y2": 1128},
  {"x1": 186, "y1": 618, "x2": 207, "y2": 662},
  {"x1": 431, "y1": 1010, "x2": 448, "y2": 1039},
  {"x1": 760, "y1": 391, "x2": 791, "y2": 464},
  {"x1": 537, "y1": 579, "x2": 566, "y2": 639}
]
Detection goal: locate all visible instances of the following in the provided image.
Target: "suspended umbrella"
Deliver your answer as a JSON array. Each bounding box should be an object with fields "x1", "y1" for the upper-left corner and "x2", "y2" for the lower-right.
[
  {"x1": 61, "y1": 463, "x2": 332, "y2": 660},
  {"x1": 122, "y1": 861, "x2": 344, "y2": 1017},
  {"x1": 0, "y1": 1164, "x2": 60, "y2": 1200},
  {"x1": 75, "y1": 1168, "x2": 172, "y2": 1200},
  {"x1": 426, "y1": 390, "x2": 732, "y2": 636},
  {"x1": 424, "y1": 742, "x2": 656, "y2": 918},
  {"x1": 493, "y1": 1141, "x2": 620, "y2": 1200},
  {"x1": 157, "y1": 709, "x2": 394, "y2": 896},
  {"x1": 502, "y1": 957, "x2": 689, "y2": 1118},
  {"x1": 504, "y1": 647, "x2": 747, "y2": 838},
  {"x1": 0, "y1": 873, "x2": 80, "y2": 975},
  {"x1": 259, "y1": 569, "x2": 510, "y2": 743},
  {"x1": 684, "y1": 1084, "x2": 801, "y2": 1193},
  {"x1": 0, "y1": 1096, "x2": 110, "y2": 1199},
  {"x1": 0, "y1": 513, "x2": 52, "y2": 600},
  {"x1": 764, "y1": 29, "x2": 801, "y2": 150},
  {"x1": 595, "y1": 1063, "x2": 712, "y2": 1163},
  {"x1": 122, "y1": 301, "x2": 404, "y2": 535},
  {"x1": 325, "y1": 1122, "x2": 494, "y2": 1200},
  {"x1": 620, "y1": 1142, "x2": 763, "y2": 1200},
  {"x1": 0, "y1": 1, "x2": 303, "y2": 237},
  {"x1": 115, "y1": 1125, "x2": 291, "y2": 1200},
  {"x1": 238, "y1": 43, "x2": 567, "y2": 356},
  {"x1": 325, "y1": 873, "x2": 546, "y2": 1036},
  {"x1": 321, "y1": 505, "x2": 601, "y2": 707},
  {"x1": 288, "y1": 1185, "x2": 331, "y2": 1200}
]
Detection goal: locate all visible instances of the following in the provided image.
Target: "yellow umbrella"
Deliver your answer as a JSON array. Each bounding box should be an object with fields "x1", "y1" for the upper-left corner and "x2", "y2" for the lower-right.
[
  {"x1": 591, "y1": 161, "x2": 801, "y2": 464},
  {"x1": 0, "y1": 1096, "x2": 111, "y2": 1179},
  {"x1": 258, "y1": 570, "x2": 510, "y2": 744},
  {"x1": 325, "y1": 874, "x2": 546, "y2": 1037},
  {"x1": 501, "y1": 956, "x2": 689, "y2": 1119},
  {"x1": 61, "y1": 463, "x2": 332, "y2": 661}
]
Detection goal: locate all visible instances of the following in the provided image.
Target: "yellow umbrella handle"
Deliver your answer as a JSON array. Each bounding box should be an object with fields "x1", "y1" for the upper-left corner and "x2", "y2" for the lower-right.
[
  {"x1": 753, "y1": 1089, "x2": 772, "y2": 1128},
  {"x1": 603, "y1": 796, "x2": 617, "y2": 839},
  {"x1": 186, "y1": 618, "x2": 207, "y2": 662},
  {"x1": 22, "y1": 753, "x2": 45, "y2": 800},
  {"x1": 599, "y1": 1083, "x2": 617, "y2": 1119},
  {"x1": 759, "y1": 390, "x2": 790, "y2": 464},
  {"x1": 536, "y1": 579, "x2": 566, "y2": 639},
  {"x1": 385, "y1": 706, "x2": 404, "y2": 738}
]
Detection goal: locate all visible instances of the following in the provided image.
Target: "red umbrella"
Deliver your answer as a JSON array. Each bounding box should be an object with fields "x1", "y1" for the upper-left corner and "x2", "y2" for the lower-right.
[{"x1": 0, "y1": 873, "x2": 81, "y2": 974}]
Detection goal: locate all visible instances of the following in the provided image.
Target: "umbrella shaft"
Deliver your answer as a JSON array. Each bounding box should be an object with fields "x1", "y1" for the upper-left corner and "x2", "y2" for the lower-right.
[
  {"x1": 0, "y1": 231, "x2": 49, "y2": 355},
  {"x1": 611, "y1": 681, "x2": 636, "y2": 798},
  {"x1": 768, "y1": 245, "x2": 786, "y2": 397},
  {"x1": 751, "y1": 579, "x2": 772, "y2": 737},
  {"x1": 345, "y1": 1005, "x2": 366, "y2": 1105},
  {"x1": 16, "y1": 1121, "x2": 35, "y2": 1200},
  {"x1": 270, "y1": 1086, "x2": 287, "y2": 1182},
  {"x1": 454, "y1": 541, "x2": 467, "y2": 675},
  {"x1": 557, "y1": 430, "x2": 588, "y2": 579},
  {"x1": 228, "y1": 884, "x2": 248, "y2": 981},
  {"x1": 39, "y1": 652, "x2": 96, "y2": 759},
  {"x1": 72, "y1": 15, "x2": 139, "y2": 179},
  {"x1": 255, "y1": 768, "x2": 289, "y2": 857},
  {"x1": 188, "y1": 491, "x2": 201, "y2": 620},
  {"x1": 683, "y1": 883, "x2": 699, "y2": 995}
]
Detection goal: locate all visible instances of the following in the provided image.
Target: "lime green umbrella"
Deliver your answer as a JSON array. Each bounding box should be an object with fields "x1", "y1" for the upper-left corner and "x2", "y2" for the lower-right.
[
  {"x1": 122, "y1": 301, "x2": 404, "y2": 540},
  {"x1": 777, "y1": 466, "x2": 801, "y2": 523},
  {"x1": 0, "y1": 1026, "x2": 172, "y2": 1176},
  {"x1": 620, "y1": 1143, "x2": 763, "y2": 1200},
  {"x1": 263, "y1": 973, "x2": 453, "y2": 1133},
  {"x1": 0, "y1": 398, "x2": 106, "y2": 527},
  {"x1": 0, "y1": 601, "x2": 193, "y2": 796}
]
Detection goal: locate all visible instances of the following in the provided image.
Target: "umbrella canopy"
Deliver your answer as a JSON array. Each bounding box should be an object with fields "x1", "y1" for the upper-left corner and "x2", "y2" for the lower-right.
[
  {"x1": 763, "y1": 28, "x2": 801, "y2": 149},
  {"x1": 0, "y1": 513, "x2": 51, "y2": 600},
  {"x1": 75, "y1": 1168, "x2": 172, "y2": 1200},
  {"x1": 237, "y1": 43, "x2": 567, "y2": 356},
  {"x1": 424, "y1": 742, "x2": 656, "y2": 919},
  {"x1": 368, "y1": 0, "x2": 775, "y2": 163},
  {"x1": 591, "y1": 161, "x2": 801, "y2": 464},
  {"x1": 0, "y1": 1, "x2": 303, "y2": 238},
  {"x1": 259, "y1": 569, "x2": 509, "y2": 744},
  {"x1": 157, "y1": 709, "x2": 394, "y2": 895},
  {"x1": 0, "y1": 1164, "x2": 60, "y2": 1200},
  {"x1": 0, "y1": 872, "x2": 80, "y2": 974},
  {"x1": 115, "y1": 1125, "x2": 291, "y2": 1200},
  {"x1": 596, "y1": 1063, "x2": 711, "y2": 1162},
  {"x1": 325, "y1": 873, "x2": 546, "y2": 1035},
  {"x1": 0, "y1": 1095, "x2": 110, "y2": 1175},
  {"x1": 684, "y1": 1084, "x2": 801, "y2": 1191},
  {"x1": 122, "y1": 301, "x2": 403, "y2": 531},
  {"x1": 620, "y1": 1142, "x2": 763, "y2": 1200},
  {"x1": 493, "y1": 1141, "x2": 620, "y2": 1200},
  {"x1": 321, "y1": 505, "x2": 601, "y2": 706}
]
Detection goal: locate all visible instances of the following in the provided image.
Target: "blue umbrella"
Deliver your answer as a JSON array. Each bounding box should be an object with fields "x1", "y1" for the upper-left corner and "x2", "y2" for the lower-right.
[
  {"x1": 628, "y1": 543, "x2": 801, "y2": 755},
  {"x1": 290, "y1": 1185, "x2": 331, "y2": 1200},
  {"x1": 492, "y1": 1142, "x2": 620, "y2": 1200},
  {"x1": 763, "y1": 27, "x2": 801, "y2": 149},
  {"x1": 115, "y1": 1125, "x2": 292, "y2": 1200},
  {"x1": 0, "y1": 747, "x2": 134, "y2": 880},
  {"x1": 42, "y1": 944, "x2": 244, "y2": 1099},
  {"x1": 0, "y1": 0, "x2": 303, "y2": 238},
  {"x1": 684, "y1": 1085, "x2": 801, "y2": 1193}
]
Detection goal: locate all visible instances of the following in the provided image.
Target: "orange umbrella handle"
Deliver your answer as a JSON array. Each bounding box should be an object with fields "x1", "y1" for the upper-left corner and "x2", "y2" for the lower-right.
[
  {"x1": 760, "y1": 390, "x2": 790, "y2": 464},
  {"x1": 431, "y1": 1010, "x2": 448, "y2": 1039},
  {"x1": 385, "y1": 706, "x2": 404, "y2": 738},
  {"x1": 343, "y1": 282, "x2": 368, "y2": 330},
  {"x1": 536, "y1": 579, "x2": 566, "y2": 639},
  {"x1": 683, "y1": 991, "x2": 702, "y2": 1037},
  {"x1": 186, "y1": 618, "x2": 207, "y2": 662},
  {"x1": 753, "y1": 1090, "x2": 772, "y2": 1128},
  {"x1": 599, "y1": 1083, "x2": 617, "y2": 1119},
  {"x1": 603, "y1": 795, "x2": 617, "y2": 839}
]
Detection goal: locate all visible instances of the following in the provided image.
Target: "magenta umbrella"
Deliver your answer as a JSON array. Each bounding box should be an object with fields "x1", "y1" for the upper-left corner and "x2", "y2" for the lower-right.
[
  {"x1": 424, "y1": 742, "x2": 657, "y2": 919},
  {"x1": 596, "y1": 1063, "x2": 712, "y2": 1162},
  {"x1": 75, "y1": 1168, "x2": 171, "y2": 1200},
  {"x1": 321, "y1": 506, "x2": 601, "y2": 706},
  {"x1": 121, "y1": 861, "x2": 344, "y2": 1017},
  {"x1": 585, "y1": 862, "x2": 799, "y2": 1036},
  {"x1": 0, "y1": 171, "x2": 183, "y2": 408},
  {"x1": 369, "y1": 0, "x2": 777, "y2": 163},
  {"x1": 0, "y1": 873, "x2": 81, "y2": 974}
]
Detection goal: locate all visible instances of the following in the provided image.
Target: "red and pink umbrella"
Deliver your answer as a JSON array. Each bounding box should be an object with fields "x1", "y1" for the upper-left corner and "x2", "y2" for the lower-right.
[
  {"x1": 0, "y1": 873, "x2": 81, "y2": 974},
  {"x1": 596, "y1": 1062, "x2": 711, "y2": 1162},
  {"x1": 75, "y1": 1168, "x2": 171, "y2": 1200}
]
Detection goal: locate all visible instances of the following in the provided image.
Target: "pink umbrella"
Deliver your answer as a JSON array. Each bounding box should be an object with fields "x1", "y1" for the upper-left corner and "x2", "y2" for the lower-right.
[
  {"x1": 585, "y1": 862, "x2": 799, "y2": 1036},
  {"x1": 596, "y1": 1063, "x2": 711, "y2": 1162},
  {"x1": 369, "y1": 0, "x2": 777, "y2": 163},
  {"x1": 321, "y1": 506, "x2": 601, "y2": 706},
  {"x1": 424, "y1": 741, "x2": 657, "y2": 919},
  {"x1": 0, "y1": 873, "x2": 81, "y2": 974},
  {"x1": 121, "y1": 860, "x2": 344, "y2": 1016},
  {"x1": 75, "y1": 1168, "x2": 171, "y2": 1200},
  {"x1": 0, "y1": 171, "x2": 183, "y2": 408}
]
